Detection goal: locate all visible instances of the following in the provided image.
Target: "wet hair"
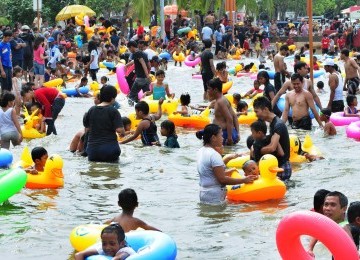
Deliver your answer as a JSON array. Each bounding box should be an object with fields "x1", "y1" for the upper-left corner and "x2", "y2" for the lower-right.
[
  {"x1": 203, "y1": 39, "x2": 212, "y2": 48},
  {"x1": 233, "y1": 93, "x2": 241, "y2": 103},
  {"x1": 294, "y1": 61, "x2": 307, "y2": 72},
  {"x1": 320, "y1": 108, "x2": 331, "y2": 118},
  {"x1": 101, "y1": 224, "x2": 125, "y2": 244},
  {"x1": 31, "y1": 147, "x2": 48, "y2": 162},
  {"x1": 317, "y1": 81, "x2": 324, "y2": 89},
  {"x1": 208, "y1": 78, "x2": 223, "y2": 92},
  {"x1": 135, "y1": 101, "x2": 150, "y2": 114},
  {"x1": 20, "y1": 85, "x2": 33, "y2": 97},
  {"x1": 242, "y1": 160, "x2": 256, "y2": 172},
  {"x1": 100, "y1": 85, "x2": 117, "y2": 102},
  {"x1": 257, "y1": 71, "x2": 270, "y2": 83},
  {"x1": 180, "y1": 93, "x2": 191, "y2": 106},
  {"x1": 155, "y1": 69, "x2": 165, "y2": 77},
  {"x1": 0, "y1": 91, "x2": 15, "y2": 107},
  {"x1": 250, "y1": 120, "x2": 267, "y2": 134},
  {"x1": 253, "y1": 96, "x2": 272, "y2": 112},
  {"x1": 325, "y1": 191, "x2": 348, "y2": 209},
  {"x1": 280, "y1": 44, "x2": 289, "y2": 51},
  {"x1": 160, "y1": 120, "x2": 176, "y2": 136},
  {"x1": 198, "y1": 124, "x2": 221, "y2": 145},
  {"x1": 122, "y1": 117, "x2": 131, "y2": 128},
  {"x1": 100, "y1": 76, "x2": 109, "y2": 82},
  {"x1": 346, "y1": 95, "x2": 357, "y2": 106},
  {"x1": 341, "y1": 49, "x2": 350, "y2": 57},
  {"x1": 118, "y1": 188, "x2": 138, "y2": 211},
  {"x1": 294, "y1": 54, "x2": 301, "y2": 61},
  {"x1": 313, "y1": 189, "x2": 330, "y2": 213},
  {"x1": 80, "y1": 77, "x2": 88, "y2": 83},
  {"x1": 216, "y1": 61, "x2": 227, "y2": 71},
  {"x1": 12, "y1": 66, "x2": 22, "y2": 77},
  {"x1": 348, "y1": 201, "x2": 360, "y2": 223},
  {"x1": 290, "y1": 73, "x2": 304, "y2": 82},
  {"x1": 236, "y1": 101, "x2": 248, "y2": 112}
]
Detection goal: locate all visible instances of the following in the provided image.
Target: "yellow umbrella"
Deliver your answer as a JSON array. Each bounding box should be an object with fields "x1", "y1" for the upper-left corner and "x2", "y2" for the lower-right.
[{"x1": 55, "y1": 5, "x2": 96, "y2": 21}]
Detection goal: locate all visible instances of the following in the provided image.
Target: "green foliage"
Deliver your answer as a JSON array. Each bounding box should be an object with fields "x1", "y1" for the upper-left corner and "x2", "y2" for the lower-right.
[
  {"x1": 3, "y1": 0, "x2": 34, "y2": 25},
  {"x1": 85, "y1": 0, "x2": 124, "y2": 18},
  {"x1": 0, "y1": 17, "x2": 10, "y2": 25},
  {"x1": 313, "y1": 0, "x2": 336, "y2": 15}
]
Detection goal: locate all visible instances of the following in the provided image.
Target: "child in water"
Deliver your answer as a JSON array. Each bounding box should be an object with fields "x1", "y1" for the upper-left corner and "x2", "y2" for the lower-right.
[
  {"x1": 216, "y1": 61, "x2": 228, "y2": 83},
  {"x1": 25, "y1": 147, "x2": 48, "y2": 175},
  {"x1": 243, "y1": 79, "x2": 263, "y2": 98},
  {"x1": 0, "y1": 92, "x2": 23, "y2": 149},
  {"x1": 160, "y1": 120, "x2": 180, "y2": 148},
  {"x1": 320, "y1": 108, "x2": 337, "y2": 136},
  {"x1": 344, "y1": 95, "x2": 360, "y2": 117},
  {"x1": 30, "y1": 103, "x2": 46, "y2": 133},
  {"x1": 11, "y1": 66, "x2": 24, "y2": 115},
  {"x1": 120, "y1": 99, "x2": 164, "y2": 146},
  {"x1": 145, "y1": 70, "x2": 174, "y2": 100},
  {"x1": 316, "y1": 81, "x2": 325, "y2": 94},
  {"x1": 75, "y1": 223, "x2": 136, "y2": 260},
  {"x1": 106, "y1": 188, "x2": 160, "y2": 232},
  {"x1": 236, "y1": 101, "x2": 248, "y2": 117},
  {"x1": 75, "y1": 77, "x2": 92, "y2": 97},
  {"x1": 174, "y1": 93, "x2": 192, "y2": 116},
  {"x1": 242, "y1": 160, "x2": 260, "y2": 176}
]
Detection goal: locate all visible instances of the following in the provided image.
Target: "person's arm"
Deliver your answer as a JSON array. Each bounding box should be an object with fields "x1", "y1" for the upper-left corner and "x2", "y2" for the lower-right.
[
  {"x1": 351, "y1": 59, "x2": 360, "y2": 77},
  {"x1": 120, "y1": 121, "x2": 145, "y2": 144},
  {"x1": 11, "y1": 108, "x2": 23, "y2": 143},
  {"x1": 261, "y1": 133, "x2": 280, "y2": 154},
  {"x1": 165, "y1": 83, "x2": 174, "y2": 98},
  {"x1": 74, "y1": 248, "x2": 98, "y2": 260},
  {"x1": 139, "y1": 57, "x2": 150, "y2": 79},
  {"x1": 307, "y1": 238, "x2": 318, "y2": 257},
  {"x1": 307, "y1": 80, "x2": 322, "y2": 109},
  {"x1": 327, "y1": 74, "x2": 337, "y2": 109},
  {"x1": 34, "y1": 91, "x2": 52, "y2": 118},
  {"x1": 0, "y1": 56, "x2": 6, "y2": 78},
  {"x1": 153, "y1": 98, "x2": 164, "y2": 120},
  {"x1": 306, "y1": 92, "x2": 323, "y2": 127},
  {"x1": 209, "y1": 58, "x2": 216, "y2": 75},
  {"x1": 124, "y1": 60, "x2": 134, "y2": 68},
  {"x1": 243, "y1": 89, "x2": 253, "y2": 98},
  {"x1": 344, "y1": 107, "x2": 360, "y2": 117},
  {"x1": 222, "y1": 152, "x2": 247, "y2": 165},
  {"x1": 272, "y1": 81, "x2": 290, "y2": 108},
  {"x1": 174, "y1": 105, "x2": 189, "y2": 115},
  {"x1": 136, "y1": 218, "x2": 161, "y2": 232},
  {"x1": 87, "y1": 53, "x2": 94, "y2": 68},
  {"x1": 145, "y1": 83, "x2": 154, "y2": 96},
  {"x1": 213, "y1": 166, "x2": 258, "y2": 185},
  {"x1": 279, "y1": 57, "x2": 288, "y2": 75}
]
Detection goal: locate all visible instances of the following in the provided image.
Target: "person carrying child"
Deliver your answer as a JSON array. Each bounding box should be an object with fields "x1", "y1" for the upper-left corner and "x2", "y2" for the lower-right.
[
  {"x1": 160, "y1": 120, "x2": 180, "y2": 148},
  {"x1": 145, "y1": 70, "x2": 174, "y2": 100},
  {"x1": 24, "y1": 147, "x2": 48, "y2": 175},
  {"x1": 344, "y1": 95, "x2": 360, "y2": 117},
  {"x1": 120, "y1": 99, "x2": 164, "y2": 146}
]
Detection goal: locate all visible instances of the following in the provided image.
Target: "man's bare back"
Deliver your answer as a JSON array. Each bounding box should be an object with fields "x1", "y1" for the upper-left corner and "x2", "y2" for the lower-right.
[
  {"x1": 344, "y1": 58, "x2": 360, "y2": 79},
  {"x1": 274, "y1": 53, "x2": 285, "y2": 73}
]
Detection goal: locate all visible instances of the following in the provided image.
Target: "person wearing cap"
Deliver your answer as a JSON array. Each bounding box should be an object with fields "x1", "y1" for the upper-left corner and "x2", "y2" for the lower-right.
[
  {"x1": 323, "y1": 58, "x2": 344, "y2": 112},
  {"x1": 0, "y1": 30, "x2": 13, "y2": 92},
  {"x1": 47, "y1": 37, "x2": 61, "y2": 69},
  {"x1": 19, "y1": 25, "x2": 35, "y2": 81}
]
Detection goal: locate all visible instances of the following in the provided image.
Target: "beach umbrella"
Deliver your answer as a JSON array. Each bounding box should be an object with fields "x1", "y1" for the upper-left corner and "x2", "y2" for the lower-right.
[{"x1": 55, "y1": 5, "x2": 95, "y2": 21}]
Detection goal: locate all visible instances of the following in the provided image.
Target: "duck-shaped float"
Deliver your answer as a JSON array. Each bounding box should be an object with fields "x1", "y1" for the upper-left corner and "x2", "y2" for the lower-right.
[
  {"x1": 18, "y1": 147, "x2": 64, "y2": 189},
  {"x1": 227, "y1": 154, "x2": 286, "y2": 202},
  {"x1": 168, "y1": 108, "x2": 210, "y2": 129},
  {"x1": 21, "y1": 107, "x2": 46, "y2": 139},
  {"x1": 289, "y1": 135, "x2": 307, "y2": 163},
  {"x1": 301, "y1": 134, "x2": 322, "y2": 156}
]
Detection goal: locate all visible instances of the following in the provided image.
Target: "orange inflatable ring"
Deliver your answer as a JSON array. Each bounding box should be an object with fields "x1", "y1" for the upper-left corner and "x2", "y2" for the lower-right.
[{"x1": 276, "y1": 210, "x2": 358, "y2": 259}]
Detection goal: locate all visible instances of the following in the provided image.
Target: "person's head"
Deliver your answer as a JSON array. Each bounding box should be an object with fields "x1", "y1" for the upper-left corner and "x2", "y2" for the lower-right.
[
  {"x1": 242, "y1": 160, "x2": 259, "y2": 176},
  {"x1": 203, "y1": 39, "x2": 212, "y2": 49},
  {"x1": 207, "y1": 78, "x2": 223, "y2": 100},
  {"x1": 253, "y1": 79, "x2": 260, "y2": 89},
  {"x1": 127, "y1": 40, "x2": 138, "y2": 53},
  {"x1": 340, "y1": 48, "x2": 350, "y2": 60},
  {"x1": 323, "y1": 58, "x2": 335, "y2": 73},
  {"x1": 100, "y1": 85, "x2": 117, "y2": 103},
  {"x1": 160, "y1": 120, "x2": 176, "y2": 137},
  {"x1": 346, "y1": 95, "x2": 357, "y2": 107},
  {"x1": 347, "y1": 201, "x2": 360, "y2": 226},
  {"x1": 323, "y1": 191, "x2": 348, "y2": 222},
  {"x1": 121, "y1": 117, "x2": 131, "y2": 132},
  {"x1": 100, "y1": 224, "x2": 126, "y2": 256},
  {"x1": 232, "y1": 93, "x2": 241, "y2": 104},
  {"x1": 320, "y1": 108, "x2": 331, "y2": 122},
  {"x1": 198, "y1": 124, "x2": 222, "y2": 146},
  {"x1": 135, "y1": 101, "x2": 150, "y2": 118},
  {"x1": 257, "y1": 71, "x2": 270, "y2": 85},
  {"x1": 313, "y1": 189, "x2": 330, "y2": 214},
  {"x1": 0, "y1": 91, "x2": 15, "y2": 108},
  {"x1": 34, "y1": 36, "x2": 45, "y2": 50},
  {"x1": 294, "y1": 61, "x2": 308, "y2": 77},
  {"x1": 236, "y1": 101, "x2": 248, "y2": 113},
  {"x1": 253, "y1": 96, "x2": 272, "y2": 120},
  {"x1": 155, "y1": 69, "x2": 165, "y2": 82},
  {"x1": 317, "y1": 81, "x2": 324, "y2": 90},
  {"x1": 13, "y1": 66, "x2": 23, "y2": 77},
  {"x1": 100, "y1": 76, "x2": 109, "y2": 84},
  {"x1": 30, "y1": 102, "x2": 42, "y2": 115},
  {"x1": 279, "y1": 44, "x2": 289, "y2": 55},
  {"x1": 216, "y1": 61, "x2": 227, "y2": 72},
  {"x1": 250, "y1": 120, "x2": 267, "y2": 141},
  {"x1": 31, "y1": 147, "x2": 48, "y2": 166},
  {"x1": 290, "y1": 73, "x2": 304, "y2": 93},
  {"x1": 118, "y1": 188, "x2": 138, "y2": 211},
  {"x1": 80, "y1": 77, "x2": 88, "y2": 85},
  {"x1": 180, "y1": 93, "x2": 191, "y2": 106},
  {"x1": 87, "y1": 40, "x2": 98, "y2": 53},
  {"x1": 1, "y1": 30, "x2": 12, "y2": 42}
]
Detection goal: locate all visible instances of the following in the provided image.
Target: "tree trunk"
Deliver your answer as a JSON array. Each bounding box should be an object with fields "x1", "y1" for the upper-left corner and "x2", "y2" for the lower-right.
[
  {"x1": 208, "y1": 0, "x2": 216, "y2": 11},
  {"x1": 121, "y1": 0, "x2": 131, "y2": 37},
  {"x1": 218, "y1": 0, "x2": 225, "y2": 19}
]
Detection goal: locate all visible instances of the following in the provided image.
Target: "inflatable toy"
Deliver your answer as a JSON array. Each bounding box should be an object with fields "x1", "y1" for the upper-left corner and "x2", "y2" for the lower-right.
[
  {"x1": 119, "y1": 46, "x2": 127, "y2": 55},
  {"x1": 228, "y1": 68, "x2": 236, "y2": 75},
  {"x1": 346, "y1": 121, "x2": 360, "y2": 139},
  {"x1": 177, "y1": 27, "x2": 191, "y2": 35},
  {"x1": 74, "y1": 35, "x2": 82, "y2": 48},
  {"x1": 70, "y1": 224, "x2": 177, "y2": 259},
  {"x1": 313, "y1": 70, "x2": 325, "y2": 78},
  {"x1": 68, "y1": 52, "x2": 77, "y2": 58},
  {"x1": 330, "y1": 112, "x2": 360, "y2": 126},
  {"x1": 17, "y1": 147, "x2": 64, "y2": 189},
  {"x1": 128, "y1": 113, "x2": 141, "y2": 130},
  {"x1": 227, "y1": 154, "x2": 286, "y2": 202},
  {"x1": 238, "y1": 112, "x2": 257, "y2": 125},
  {"x1": 301, "y1": 134, "x2": 321, "y2": 156},
  {"x1": 21, "y1": 107, "x2": 46, "y2": 139},
  {"x1": 159, "y1": 52, "x2": 171, "y2": 61},
  {"x1": 0, "y1": 148, "x2": 13, "y2": 168},
  {"x1": 184, "y1": 55, "x2": 201, "y2": 67},
  {"x1": 276, "y1": 211, "x2": 358, "y2": 260},
  {"x1": 99, "y1": 62, "x2": 106, "y2": 69},
  {"x1": 235, "y1": 64, "x2": 243, "y2": 72},
  {"x1": 75, "y1": 15, "x2": 84, "y2": 26},
  {"x1": 250, "y1": 65, "x2": 258, "y2": 73},
  {"x1": 236, "y1": 72, "x2": 253, "y2": 78},
  {"x1": 90, "y1": 81, "x2": 100, "y2": 92},
  {"x1": 0, "y1": 168, "x2": 27, "y2": 203},
  {"x1": 257, "y1": 70, "x2": 275, "y2": 79},
  {"x1": 192, "y1": 74, "x2": 202, "y2": 79},
  {"x1": 116, "y1": 64, "x2": 131, "y2": 95},
  {"x1": 276, "y1": 94, "x2": 320, "y2": 119},
  {"x1": 289, "y1": 135, "x2": 307, "y2": 163},
  {"x1": 288, "y1": 44, "x2": 296, "y2": 51},
  {"x1": 43, "y1": 78, "x2": 63, "y2": 88},
  {"x1": 84, "y1": 15, "x2": 89, "y2": 27},
  {"x1": 222, "y1": 81, "x2": 233, "y2": 94},
  {"x1": 226, "y1": 155, "x2": 250, "y2": 169},
  {"x1": 142, "y1": 96, "x2": 179, "y2": 115},
  {"x1": 172, "y1": 52, "x2": 185, "y2": 62},
  {"x1": 187, "y1": 30, "x2": 196, "y2": 39},
  {"x1": 62, "y1": 86, "x2": 89, "y2": 97},
  {"x1": 168, "y1": 109, "x2": 210, "y2": 129},
  {"x1": 102, "y1": 61, "x2": 115, "y2": 69}
]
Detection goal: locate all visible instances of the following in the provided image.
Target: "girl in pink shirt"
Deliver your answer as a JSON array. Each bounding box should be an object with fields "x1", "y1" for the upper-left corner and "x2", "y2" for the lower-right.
[{"x1": 33, "y1": 36, "x2": 48, "y2": 88}]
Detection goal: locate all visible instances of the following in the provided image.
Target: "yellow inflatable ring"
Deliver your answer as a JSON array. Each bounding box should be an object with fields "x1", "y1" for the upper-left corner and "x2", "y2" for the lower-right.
[
  {"x1": 168, "y1": 109, "x2": 210, "y2": 129},
  {"x1": 238, "y1": 111, "x2": 257, "y2": 125},
  {"x1": 222, "y1": 81, "x2": 233, "y2": 94},
  {"x1": 142, "y1": 96, "x2": 179, "y2": 115},
  {"x1": 172, "y1": 52, "x2": 185, "y2": 62},
  {"x1": 43, "y1": 78, "x2": 63, "y2": 88}
]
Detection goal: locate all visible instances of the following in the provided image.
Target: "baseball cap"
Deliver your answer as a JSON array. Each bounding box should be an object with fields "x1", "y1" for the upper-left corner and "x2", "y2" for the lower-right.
[
  {"x1": 21, "y1": 25, "x2": 30, "y2": 30},
  {"x1": 47, "y1": 37, "x2": 55, "y2": 43},
  {"x1": 323, "y1": 58, "x2": 334, "y2": 67}
]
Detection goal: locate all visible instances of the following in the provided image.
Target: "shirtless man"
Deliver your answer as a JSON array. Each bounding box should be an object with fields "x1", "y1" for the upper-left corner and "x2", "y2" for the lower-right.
[
  {"x1": 207, "y1": 77, "x2": 239, "y2": 145},
  {"x1": 282, "y1": 73, "x2": 323, "y2": 130},
  {"x1": 341, "y1": 48, "x2": 360, "y2": 94},
  {"x1": 272, "y1": 61, "x2": 322, "y2": 110},
  {"x1": 273, "y1": 44, "x2": 290, "y2": 92}
]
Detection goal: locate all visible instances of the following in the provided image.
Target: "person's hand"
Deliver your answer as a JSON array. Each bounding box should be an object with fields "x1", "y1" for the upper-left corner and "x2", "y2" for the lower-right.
[
  {"x1": 1, "y1": 71, "x2": 5, "y2": 78},
  {"x1": 226, "y1": 137, "x2": 234, "y2": 145},
  {"x1": 158, "y1": 98, "x2": 164, "y2": 106},
  {"x1": 29, "y1": 169, "x2": 39, "y2": 175},
  {"x1": 18, "y1": 133, "x2": 23, "y2": 143},
  {"x1": 243, "y1": 175, "x2": 258, "y2": 184}
]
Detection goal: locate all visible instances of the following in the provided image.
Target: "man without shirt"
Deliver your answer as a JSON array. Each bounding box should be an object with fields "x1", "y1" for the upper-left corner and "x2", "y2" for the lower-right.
[
  {"x1": 341, "y1": 48, "x2": 360, "y2": 94},
  {"x1": 273, "y1": 45, "x2": 290, "y2": 93},
  {"x1": 281, "y1": 73, "x2": 323, "y2": 130}
]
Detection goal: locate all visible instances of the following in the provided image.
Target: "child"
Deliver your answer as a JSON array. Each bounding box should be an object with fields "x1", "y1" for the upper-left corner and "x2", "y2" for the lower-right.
[
  {"x1": 174, "y1": 93, "x2": 192, "y2": 116},
  {"x1": 160, "y1": 120, "x2": 180, "y2": 148},
  {"x1": 320, "y1": 108, "x2": 337, "y2": 136},
  {"x1": 254, "y1": 37, "x2": 262, "y2": 58},
  {"x1": 145, "y1": 70, "x2": 174, "y2": 100},
  {"x1": 343, "y1": 201, "x2": 360, "y2": 250},
  {"x1": 74, "y1": 223, "x2": 136, "y2": 260},
  {"x1": 313, "y1": 56, "x2": 319, "y2": 70},
  {"x1": 243, "y1": 79, "x2": 263, "y2": 98},
  {"x1": 312, "y1": 189, "x2": 330, "y2": 214},
  {"x1": 25, "y1": 147, "x2": 48, "y2": 174},
  {"x1": 242, "y1": 160, "x2": 260, "y2": 176},
  {"x1": 122, "y1": 117, "x2": 132, "y2": 136},
  {"x1": 236, "y1": 101, "x2": 248, "y2": 117},
  {"x1": 30, "y1": 103, "x2": 46, "y2": 133},
  {"x1": 105, "y1": 188, "x2": 160, "y2": 232},
  {"x1": 316, "y1": 81, "x2": 325, "y2": 94},
  {"x1": 100, "y1": 76, "x2": 109, "y2": 87},
  {"x1": 232, "y1": 93, "x2": 241, "y2": 107},
  {"x1": 173, "y1": 45, "x2": 183, "y2": 67},
  {"x1": 215, "y1": 61, "x2": 228, "y2": 83},
  {"x1": 120, "y1": 99, "x2": 163, "y2": 146},
  {"x1": 75, "y1": 77, "x2": 91, "y2": 97},
  {"x1": 344, "y1": 95, "x2": 360, "y2": 117},
  {"x1": 0, "y1": 92, "x2": 23, "y2": 150},
  {"x1": 11, "y1": 66, "x2": 24, "y2": 115},
  {"x1": 159, "y1": 58, "x2": 168, "y2": 71}
]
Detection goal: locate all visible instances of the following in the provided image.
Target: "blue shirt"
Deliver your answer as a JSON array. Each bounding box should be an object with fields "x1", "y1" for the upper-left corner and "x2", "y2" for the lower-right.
[
  {"x1": 0, "y1": 41, "x2": 12, "y2": 68},
  {"x1": 214, "y1": 30, "x2": 223, "y2": 42},
  {"x1": 10, "y1": 37, "x2": 25, "y2": 61}
]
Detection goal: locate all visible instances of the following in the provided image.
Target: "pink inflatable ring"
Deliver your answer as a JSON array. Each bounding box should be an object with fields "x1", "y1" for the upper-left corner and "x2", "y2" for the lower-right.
[
  {"x1": 184, "y1": 55, "x2": 201, "y2": 67},
  {"x1": 276, "y1": 210, "x2": 358, "y2": 260},
  {"x1": 116, "y1": 64, "x2": 132, "y2": 95},
  {"x1": 346, "y1": 121, "x2": 360, "y2": 139},
  {"x1": 330, "y1": 112, "x2": 360, "y2": 126}
]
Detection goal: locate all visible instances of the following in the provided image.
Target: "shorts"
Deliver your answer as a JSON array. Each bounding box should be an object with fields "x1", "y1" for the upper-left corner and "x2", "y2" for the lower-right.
[
  {"x1": 199, "y1": 186, "x2": 226, "y2": 205},
  {"x1": 347, "y1": 77, "x2": 360, "y2": 95},
  {"x1": 33, "y1": 61, "x2": 45, "y2": 75},
  {"x1": 201, "y1": 72, "x2": 214, "y2": 92},
  {"x1": 87, "y1": 142, "x2": 121, "y2": 162},
  {"x1": 291, "y1": 116, "x2": 312, "y2": 130},
  {"x1": 322, "y1": 48, "x2": 329, "y2": 54},
  {"x1": 23, "y1": 58, "x2": 33, "y2": 71},
  {"x1": 222, "y1": 127, "x2": 239, "y2": 145},
  {"x1": 331, "y1": 100, "x2": 344, "y2": 113},
  {"x1": 1, "y1": 131, "x2": 20, "y2": 149},
  {"x1": 278, "y1": 161, "x2": 292, "y2": 180},
  {"x1": 274, "y1": 72, "x2": 285, "y2": 93}
]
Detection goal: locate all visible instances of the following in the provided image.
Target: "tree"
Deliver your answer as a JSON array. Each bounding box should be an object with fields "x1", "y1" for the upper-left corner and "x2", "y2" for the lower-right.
[
  {"x1": 85, "y1": 0, "x2": 124, "y2": 18},
  {"x1": 313, "y1": 0, "x2": 336, "y2": 15}
]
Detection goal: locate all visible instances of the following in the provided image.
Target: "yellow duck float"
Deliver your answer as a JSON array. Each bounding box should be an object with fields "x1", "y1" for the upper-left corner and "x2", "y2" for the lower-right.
[
  {"x1": 227, "y1": 154, "x2": 286, "y2": 202},
  {"x1": 289, "y1": 135, "x2": 307, "y2": 163},
  {"x1": 142, "y1": 96, "x2": 179, "y2": 115},
  {"x1": 21, "y1": 107, "x2": 46, "y2": 139},
  {"x1": 168, "y1": 108, "x2": 211, "y2": 129},
  {"x1": 301, "y1": 134, "x2": 322, "y2": 156},
  {"x1": 18, "y1": 146, "x2": 64, "y2": 189}
]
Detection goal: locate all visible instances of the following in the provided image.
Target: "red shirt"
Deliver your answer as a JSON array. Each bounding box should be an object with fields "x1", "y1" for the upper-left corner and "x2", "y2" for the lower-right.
[
  {"x1": 286, "y1": 38, "x2": 294, "y2": 45},
  {"x1": 337, "y1": 38, "x2": 346, "y2": 49},
  {"x1": 34, "y1": 87, "x2": 60, "y2": 118},
  {"x1": 243, "y1": 40, "x2": 250, "y2": 50},
  {"x1": 321, "y1": 37, "x2": 330, "y2": 49},
  {"x1": 137, "y1": 25, "x2": 144, "y2": 36},
  {"x1": 313, "y1": 61, "x2": 319, "y2": 70},
  {"x1": 165, "y1": 18, "x2": 172, "y2": 32}
]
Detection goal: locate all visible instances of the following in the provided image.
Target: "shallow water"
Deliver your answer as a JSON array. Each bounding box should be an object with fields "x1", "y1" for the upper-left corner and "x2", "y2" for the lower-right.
[{"x1": 1, "y1": 57, "x2": 359, "y2": 260}]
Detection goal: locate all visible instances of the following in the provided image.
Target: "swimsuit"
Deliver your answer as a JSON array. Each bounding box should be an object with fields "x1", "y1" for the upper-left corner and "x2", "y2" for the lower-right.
[
  {"x1": 291, "y1": 115, "x2": 312, "y2": 130},
  {"x1": 222, "y1": 128, "x2": 239, "y2": 145},
  {"x1": 347, "y1": 77, "x2": 360, "y2": 95},
  {"x1": 141, "y1": 117, "x2": 160, "y2": 145},
  {"x1": 347, "y1": 107, "x2": 358, "y2": 114}
]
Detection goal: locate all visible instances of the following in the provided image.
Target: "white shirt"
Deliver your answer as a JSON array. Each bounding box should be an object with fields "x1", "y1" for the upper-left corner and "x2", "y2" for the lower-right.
[
  {"x1": 201, "y1": 26, "x2": 213, "y2": 41},
  {"x1": 90, "y1": 49, "x2": 99, "y2": 70},
  {"x1": 95, "y1": 243, "x2": 136, "y2": 257}
]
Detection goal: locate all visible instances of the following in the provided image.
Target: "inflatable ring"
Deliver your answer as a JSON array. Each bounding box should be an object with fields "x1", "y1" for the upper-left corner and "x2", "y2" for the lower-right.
[
  {"x1": 276, "y1": 210, "x2": 358, "y2": 259},
  {"x1": 43, "y1": 78, "x2": 63, "y2": 88},
  {"x1": 330, "y1": 112, "x2": 360, "y2": 126},
  {"x1": 75, "y1": 16, "x2": 84, "y2": 26},
  {"x1": 192, "y1": 74, "x2": 202, "y2": 79},
  {"x1": 313, "y1": 70, "x2": 325, "y2": 78},
  {"x1": 102, "y1": 61, "x2": 116, "y2": 69},
  {"x1": 0, "y1": 167, "x2": 27, "y2": 203},
  {"x1": 238, "y1": 112, "x2": 257, "y2": 125},
  {"x1": 142, "y1": 96, "x2": 179, "y2": 115},
  {"x1": 177, "y1": 27, "x2": 191, "y2": 35},
  {"x1": 168, "y1": 109, "x2": 210, "y2": 129},
  {"x1": 0, "y1": 148, "x2": 13, "y2": 168},
  {"x1": 62, "y1": 87, "x2": 89, "y2": 97},
  {"x1": 172, "y1": 52, "x2": 185, "y2": 62},
  {"x1": 289, "y1": 135, "x2": 307, "y2": 163},
  {"x1": 276, "y1": 94, "x2": 320, "y2": 119},
  {"x1": 288, "y1": 44, "x2": 296, "y2": 51},
  {"x1": 116, "y1": 64, "x2": 131, "y2": 95},
  {"x1": 222, "y1": 81, "x2": 233, "y2": 94},
  {"x1": 119, "y1": 46, "x2": 127, "y2": 55},
  {"x1": 346, "y1": 121, "x2": 360, "y2": 139},
  {"x1": 301, "y1": 134, "x2": 322, "y2": 156},
  {"x1": 184, "y1": 55, "x2": 201, "y2": 67},
  {"x1": 258, "y1": 70, "x2": 275, "y2": 79},
  {"x1": 236, "y1": 72, "x2": 252, "y2": 78},
  {"x1": 228, "y1": 68, "x2": 236, "y2": 75},
  {"x1": 159, "y1": 52, "x2": 171, "y2": 61},
  {"x1": 226, "y1": 155, "x2": 250, "y2": 169}
]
